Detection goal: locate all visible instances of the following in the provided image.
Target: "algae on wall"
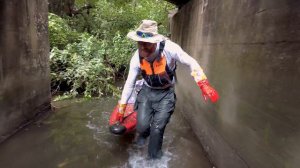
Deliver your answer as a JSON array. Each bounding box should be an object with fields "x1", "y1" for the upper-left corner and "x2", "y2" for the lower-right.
[
  {"x1": 170, "y1": 0, "x2": 300, "y2": 167},
  {"x1": 0, "y1": 0, "x2": 51, "y2": 142}
]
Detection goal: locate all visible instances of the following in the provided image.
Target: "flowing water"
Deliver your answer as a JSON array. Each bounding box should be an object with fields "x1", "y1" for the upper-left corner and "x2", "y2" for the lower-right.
[{"x1": 0, "y1": 98, "x2": 213, "y2": 168}]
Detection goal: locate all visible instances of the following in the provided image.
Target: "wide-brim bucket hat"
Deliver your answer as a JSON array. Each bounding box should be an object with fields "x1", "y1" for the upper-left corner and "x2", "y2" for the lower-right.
[{"x1": 127, "y1": 20, "x2": 164, "y2": 43}]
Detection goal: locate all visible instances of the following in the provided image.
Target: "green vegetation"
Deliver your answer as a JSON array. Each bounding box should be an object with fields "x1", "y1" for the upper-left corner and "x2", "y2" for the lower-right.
[{"x1": 49, "y1": 0, "x2": 175, "y2": 99}]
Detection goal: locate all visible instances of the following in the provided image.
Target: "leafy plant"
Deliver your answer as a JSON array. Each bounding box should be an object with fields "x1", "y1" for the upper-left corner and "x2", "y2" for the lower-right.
[
  {"x1": 50, "y1": 33, "x2": 122, "y2": 97},
  {"x1": 49, "y1": 13, "x2": 80, "y2": 49},
  {"x1": 49, "y1": 0, "x2": 175, "y2": 98}
]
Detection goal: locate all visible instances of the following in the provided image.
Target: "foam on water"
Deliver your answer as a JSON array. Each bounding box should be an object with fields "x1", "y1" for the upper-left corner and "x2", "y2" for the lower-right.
[
  {"x1": 122, "y1": 147, "x2": 173, "y2": 168},
  {"x1": 86, "y1": 110, "x2": 113, "y2": 147},
  {"x1": 86, "y1": 109, "x2": 176, "y2": 168}
]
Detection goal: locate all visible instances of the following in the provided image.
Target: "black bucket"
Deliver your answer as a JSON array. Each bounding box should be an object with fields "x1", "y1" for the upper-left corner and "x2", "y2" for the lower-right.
[{"x1": 109, "y1": 123, "x2": 127, "y2": 135}]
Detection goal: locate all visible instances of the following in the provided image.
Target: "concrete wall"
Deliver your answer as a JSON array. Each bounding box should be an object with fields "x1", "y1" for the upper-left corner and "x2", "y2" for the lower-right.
[
  {"x1": 0, "y1": 1, "x2": 51, "y2": 143},
  {"x1": 170, "y1": 0, "x2": 300, "y2": 167}
]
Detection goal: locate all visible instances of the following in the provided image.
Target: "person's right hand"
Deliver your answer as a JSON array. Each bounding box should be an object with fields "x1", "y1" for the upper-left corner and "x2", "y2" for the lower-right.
[{"x1": 116, "y1": 104, "x2": 126, "y2": 122}]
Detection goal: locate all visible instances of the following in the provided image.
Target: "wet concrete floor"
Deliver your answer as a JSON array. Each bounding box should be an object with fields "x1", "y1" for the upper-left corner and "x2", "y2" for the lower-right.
[{"x1": 0, "y1": 98, "x2": 213, "y2": 168}]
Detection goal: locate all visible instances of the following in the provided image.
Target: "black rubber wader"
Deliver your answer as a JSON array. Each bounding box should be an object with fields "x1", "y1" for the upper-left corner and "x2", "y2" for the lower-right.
[{"x1": 134, "y1": 84, "x2": 176, "y2": 159}]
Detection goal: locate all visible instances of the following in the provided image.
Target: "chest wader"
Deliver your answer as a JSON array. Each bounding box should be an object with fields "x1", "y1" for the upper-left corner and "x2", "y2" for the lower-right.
[{"x1": 135, "y1": 41, "x2": 176, "y2": 159}]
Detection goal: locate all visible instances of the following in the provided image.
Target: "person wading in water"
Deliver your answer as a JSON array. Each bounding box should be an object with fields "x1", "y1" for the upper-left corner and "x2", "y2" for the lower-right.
[{"x1": 116, "y1": 20, "x2": 219, "y2": 159}]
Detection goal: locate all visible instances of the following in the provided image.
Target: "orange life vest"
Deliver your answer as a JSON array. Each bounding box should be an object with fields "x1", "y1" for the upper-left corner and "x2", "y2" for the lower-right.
[{"x1": 139, "y1": 41, "x2": 175, "y2": 88}]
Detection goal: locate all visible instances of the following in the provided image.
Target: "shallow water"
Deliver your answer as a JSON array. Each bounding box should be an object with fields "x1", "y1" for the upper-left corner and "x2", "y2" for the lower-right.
[{"x1": 0, "y1": 98, "x2": 212, "y2": 168}]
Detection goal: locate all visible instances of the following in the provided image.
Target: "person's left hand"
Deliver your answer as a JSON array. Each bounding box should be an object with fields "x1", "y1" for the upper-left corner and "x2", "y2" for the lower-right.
[{"x1": 197, "y1": 79, "x2": 219, "y2": 103}]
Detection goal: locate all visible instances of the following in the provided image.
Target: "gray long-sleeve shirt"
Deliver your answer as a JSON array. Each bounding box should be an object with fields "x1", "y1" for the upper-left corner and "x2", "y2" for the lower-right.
[{"x1": 120, "y1": 39, "x2": 206, "y2": 104}]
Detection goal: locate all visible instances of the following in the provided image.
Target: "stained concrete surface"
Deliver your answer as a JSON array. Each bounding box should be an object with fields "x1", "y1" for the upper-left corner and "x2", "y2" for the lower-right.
[
  {"x1": 170, "y1": 0, "x2": 300, "y2": 167},
  {"x1": 0, "y1": 1, "x2": 51, "y2": 142}
]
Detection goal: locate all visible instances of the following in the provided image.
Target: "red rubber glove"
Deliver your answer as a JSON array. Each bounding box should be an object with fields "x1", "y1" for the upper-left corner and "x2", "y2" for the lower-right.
[
  {"x1": 116, "y1": 104, "x2": 126, "y2": 122},
  {"x1": 197, "y1": 79, "x2": 219, "y2": 103}
]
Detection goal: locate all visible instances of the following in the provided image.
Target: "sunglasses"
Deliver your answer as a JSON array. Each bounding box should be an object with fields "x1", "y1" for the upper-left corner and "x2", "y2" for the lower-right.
[{"x1": 136, "y1": 31, "x2": 154, "y2": 38}]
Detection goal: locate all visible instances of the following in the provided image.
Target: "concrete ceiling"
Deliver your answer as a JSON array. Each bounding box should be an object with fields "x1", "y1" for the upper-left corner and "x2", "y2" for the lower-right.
[{"x1": 165, "y1": 0, "x2": 190, "y2": 7}]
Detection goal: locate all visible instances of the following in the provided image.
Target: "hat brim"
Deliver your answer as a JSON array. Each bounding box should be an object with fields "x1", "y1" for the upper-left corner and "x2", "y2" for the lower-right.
[{"x1": 127, "y1": 31, "x2": 164, "y2": 43}]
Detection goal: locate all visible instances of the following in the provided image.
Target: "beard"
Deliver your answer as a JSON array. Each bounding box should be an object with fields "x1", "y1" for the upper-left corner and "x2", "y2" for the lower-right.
[
  {"x1": 138, "y1": 42, "x2": 157, "y2": 58},
  {"x1": 139, "y1": 49, "x2": 153, "y2": 58},
  {"x1": 139, "y1": 47, "x2": 155, "y2": 58}
]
